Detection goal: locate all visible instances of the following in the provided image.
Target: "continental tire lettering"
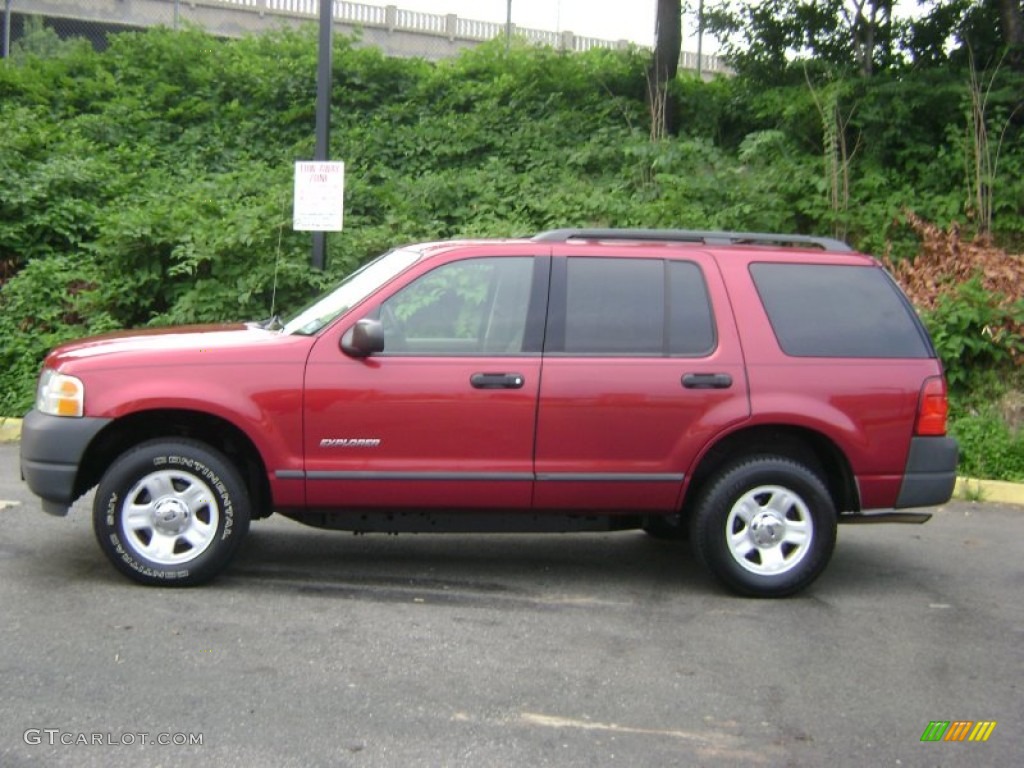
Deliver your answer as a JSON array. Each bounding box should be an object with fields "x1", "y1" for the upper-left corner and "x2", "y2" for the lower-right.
[
  {"x1": 94, "y1": 441, "x2": 250, "y2": 586},
  {"x1": 106, "y1": 492, "x2": 118, "y2": 526}
]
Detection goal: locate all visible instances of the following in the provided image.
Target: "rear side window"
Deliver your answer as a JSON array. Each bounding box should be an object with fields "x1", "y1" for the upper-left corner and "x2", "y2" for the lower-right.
[
  {"x1": 565, "y1": 258, "x2": 663, "y2": 354},
  {"x1": 556, "y1": 258, "x2": 715, "y2": 356},
  {"x1": 750, "y1": 263, "x2": 931, "y2": 358},
  {"x1": 669, "y1": 262, "x2": 717, "y2": 355}
]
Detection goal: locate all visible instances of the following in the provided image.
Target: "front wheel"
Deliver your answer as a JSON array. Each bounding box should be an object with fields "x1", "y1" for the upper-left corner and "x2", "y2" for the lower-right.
[
  {"x1": 93, "y1": 439, "x2": 251, "y2": 586},
  {"x1": 690, "y1": 456, "x2": 837, "y2": 597}
]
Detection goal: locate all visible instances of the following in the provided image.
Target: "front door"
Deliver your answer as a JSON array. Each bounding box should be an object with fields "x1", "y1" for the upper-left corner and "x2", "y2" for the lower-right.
[{"x1": 303, "y1": 254, "x2": 547, "y2": 511}]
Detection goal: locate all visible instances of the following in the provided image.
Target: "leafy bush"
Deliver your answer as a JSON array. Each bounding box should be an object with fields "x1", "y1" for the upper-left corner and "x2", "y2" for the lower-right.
[
  {"x1": 0, "y1": 255, "x2": 118, "y2": 414},
  {"x1": 949, "y1": 406, "x2": 1024, "y2": 483},
  {"x1": 923, "y1": 280, "x2": 1024, "y2": 392}
]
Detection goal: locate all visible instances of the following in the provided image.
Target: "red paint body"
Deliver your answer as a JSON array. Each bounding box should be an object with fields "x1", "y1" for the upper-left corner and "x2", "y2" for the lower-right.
[{"x1": 37, "y1": 238, "x2": 951, "y2": 519}]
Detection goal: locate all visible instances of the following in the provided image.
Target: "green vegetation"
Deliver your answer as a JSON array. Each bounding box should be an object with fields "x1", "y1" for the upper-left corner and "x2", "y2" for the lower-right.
[
  {"x1": 951, "y1": 400, "x2": 1024, "y2": 482},
  {"x1": 1, "y1": 22, "x2": 1022, "y2": 479}
]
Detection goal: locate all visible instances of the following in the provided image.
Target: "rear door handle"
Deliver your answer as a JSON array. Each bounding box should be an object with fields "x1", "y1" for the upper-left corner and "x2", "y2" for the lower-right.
[
  {"x1": 682, "y1": 373, "x2": 733, "y2": 389},
  {"x1": 471, "y1": 372, "x2": 525, "y2": 389}
]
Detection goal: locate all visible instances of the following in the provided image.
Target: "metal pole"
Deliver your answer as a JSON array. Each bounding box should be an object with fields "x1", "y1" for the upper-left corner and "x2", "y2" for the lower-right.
[
  {"x1": 696, "y1": 0, "x2": 704, "y2": 78},
  {"x1": 3, "y1": 0, "x2": 12, "y2": 61},
  {"x1": 174, "y1": 0, "x2": 180, "y2": 30},
  {"x1": 505, "y1": 0, "x2": 511, "y2": 51},
  {"x1": 311, "y1": 0, "x2": 333, "y2": 270}
]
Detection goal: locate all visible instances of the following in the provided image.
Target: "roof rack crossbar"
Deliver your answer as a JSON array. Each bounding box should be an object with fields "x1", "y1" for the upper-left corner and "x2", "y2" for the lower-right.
[{"x1": 532, "y1": 228, "x2": 852, "y2": 252}]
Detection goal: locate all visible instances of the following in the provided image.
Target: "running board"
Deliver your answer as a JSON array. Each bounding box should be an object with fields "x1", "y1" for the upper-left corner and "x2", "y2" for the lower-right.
[
  {"x1": 838, "y1": 512, "x2": 932, "y2": 524},
  {"x1": 278, "y1": 509, "x2": 645, "y2": 534}
]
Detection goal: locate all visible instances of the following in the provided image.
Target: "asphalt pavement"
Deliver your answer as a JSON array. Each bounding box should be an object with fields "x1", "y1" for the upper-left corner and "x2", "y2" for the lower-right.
[{"x1": 1, "y1": 442, "x2": 1021, "y2": 767}]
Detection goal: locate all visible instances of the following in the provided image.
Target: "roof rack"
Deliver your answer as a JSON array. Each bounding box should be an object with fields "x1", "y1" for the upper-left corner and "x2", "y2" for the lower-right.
[{"x1": 532, "y1": 228, "x2": 852, "y2": 252}]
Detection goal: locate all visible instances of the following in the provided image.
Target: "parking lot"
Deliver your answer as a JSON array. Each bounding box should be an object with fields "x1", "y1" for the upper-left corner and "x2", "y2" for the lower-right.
[{"x1": 1, "y1": 442, "x2": 1020, "y2": 767}]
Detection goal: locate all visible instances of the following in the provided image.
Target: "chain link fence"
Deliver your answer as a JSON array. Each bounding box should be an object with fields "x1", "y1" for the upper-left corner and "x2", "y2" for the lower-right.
[{"x1": 2, "y1": 0, "x2": 727, "y2": 73}]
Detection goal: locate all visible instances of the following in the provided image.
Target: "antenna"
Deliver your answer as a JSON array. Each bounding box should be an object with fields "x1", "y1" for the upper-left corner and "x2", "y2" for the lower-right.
[{"x1": 269, "y1": 195, "x2": 287, "y2": 320}]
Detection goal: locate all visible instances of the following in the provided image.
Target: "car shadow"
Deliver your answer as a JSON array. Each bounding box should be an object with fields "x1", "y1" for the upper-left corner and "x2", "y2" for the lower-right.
[{"x1": 225, "y1": 518, "x2": 708, "y2": 605}]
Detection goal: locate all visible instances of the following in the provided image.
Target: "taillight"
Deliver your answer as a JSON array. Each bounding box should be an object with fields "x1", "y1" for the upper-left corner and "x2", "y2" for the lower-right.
[{"x1": 915, "y1": 377, "x2": 948, "y2": 436}]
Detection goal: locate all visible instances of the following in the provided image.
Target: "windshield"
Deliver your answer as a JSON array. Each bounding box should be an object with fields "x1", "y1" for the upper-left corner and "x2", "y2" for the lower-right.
[{"x1": 283, "y1": 248, "x2": 421, "y2": 335}]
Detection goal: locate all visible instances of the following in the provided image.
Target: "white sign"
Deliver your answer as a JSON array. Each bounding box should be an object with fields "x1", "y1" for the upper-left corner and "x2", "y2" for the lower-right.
[{"x1": 293, "y1": 161, "x2": 345, "y2": 231}]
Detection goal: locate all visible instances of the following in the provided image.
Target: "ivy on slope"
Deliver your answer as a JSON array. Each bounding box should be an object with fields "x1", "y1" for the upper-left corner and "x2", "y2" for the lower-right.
[{"x1": 1, "y1": 25, "x2": 1022, "y2": 419}]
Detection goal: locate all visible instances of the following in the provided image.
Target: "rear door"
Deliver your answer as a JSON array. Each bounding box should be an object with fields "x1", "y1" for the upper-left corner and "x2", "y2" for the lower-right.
[
  {"x1": 302, "y1": 254, "x2": 548, "y2": 510},
  {"x1": 533, "y1": 251, "x2": 750, "y2": 512}
]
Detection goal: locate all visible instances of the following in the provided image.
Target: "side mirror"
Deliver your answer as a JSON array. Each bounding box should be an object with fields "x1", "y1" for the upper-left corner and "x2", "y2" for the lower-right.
[{"x1": 340, "y1": 318, "x2": 385, "y2": 358}]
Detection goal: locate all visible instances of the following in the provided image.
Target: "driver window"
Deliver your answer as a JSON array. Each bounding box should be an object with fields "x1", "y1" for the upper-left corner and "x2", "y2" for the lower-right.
[{"x1": 378, "y1": 257, "x2": 533, "y2": 355}]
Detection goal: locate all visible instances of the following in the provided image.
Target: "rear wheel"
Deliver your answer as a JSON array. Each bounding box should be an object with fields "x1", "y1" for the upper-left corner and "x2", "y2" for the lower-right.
[
  {"x1": 93, "y1": 439, "x2": 250, "y2": 586},
  {"x1": 691, "y1": 456, "x2": 836, "y2": 597}
]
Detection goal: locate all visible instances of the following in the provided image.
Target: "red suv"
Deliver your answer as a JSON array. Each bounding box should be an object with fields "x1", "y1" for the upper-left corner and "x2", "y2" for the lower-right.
[{"x1": 19, "y1": 229, "x2": 958, "y2": 596}]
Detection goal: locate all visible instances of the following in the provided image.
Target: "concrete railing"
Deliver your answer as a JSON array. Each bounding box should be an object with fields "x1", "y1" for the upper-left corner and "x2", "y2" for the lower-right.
[{"x1": 8, "y1": 0, "x2": 730, "y2": 72}]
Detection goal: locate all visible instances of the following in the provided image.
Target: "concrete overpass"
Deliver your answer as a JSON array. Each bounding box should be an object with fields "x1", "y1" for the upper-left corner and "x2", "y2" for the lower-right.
[{"x1": 3, "y1": 0, "x2": 728, "y2": 73}]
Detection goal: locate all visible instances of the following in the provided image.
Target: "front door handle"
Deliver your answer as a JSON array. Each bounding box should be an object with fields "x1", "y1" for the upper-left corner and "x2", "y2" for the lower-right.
[
  {"x1": 471, "y1": 372, "x2": 525, "y2": 389},
  {"x1": 682, "y1": 373, "x2": 733, "y2": 389}
]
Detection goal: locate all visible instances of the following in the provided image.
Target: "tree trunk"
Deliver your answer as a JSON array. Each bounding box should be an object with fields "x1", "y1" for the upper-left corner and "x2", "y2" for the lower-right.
[
  {"x1": 648, "y1": 0, "x2": 682, "y2": 138},
  {"x1": 1000, "y1": 0, "x2": 1024, "y2": 70},
  {"x1": 847, "y1": 0, "x2": 893, "y2": 77}
]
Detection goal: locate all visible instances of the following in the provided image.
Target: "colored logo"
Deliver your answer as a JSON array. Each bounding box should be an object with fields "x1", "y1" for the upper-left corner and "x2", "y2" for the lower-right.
[{"x1": 921, "y1": 721, "x2": 997, "y2": 742}]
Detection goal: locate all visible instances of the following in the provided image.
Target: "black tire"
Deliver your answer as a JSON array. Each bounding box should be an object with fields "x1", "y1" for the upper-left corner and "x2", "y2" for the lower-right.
[
  {"x1": 93, "y1": 439, "x2": 251, "y2": 586},
  {"x1": 690, "y1": 456, "x2": 837, "y2": 597}
]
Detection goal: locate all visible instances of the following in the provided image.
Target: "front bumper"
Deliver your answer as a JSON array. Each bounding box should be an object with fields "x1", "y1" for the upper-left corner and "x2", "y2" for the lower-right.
[{"x1": 19, "y1": 409, "x2": 112, "y2": 516}]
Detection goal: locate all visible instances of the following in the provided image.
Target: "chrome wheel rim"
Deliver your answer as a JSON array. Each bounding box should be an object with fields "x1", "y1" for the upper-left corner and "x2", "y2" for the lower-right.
[
  {"x1": 121, "y1": 470, "x2": 220, "y2": 565},
  {"x1": 726, "y1": 485, "x2": 813, "y2": 576}
]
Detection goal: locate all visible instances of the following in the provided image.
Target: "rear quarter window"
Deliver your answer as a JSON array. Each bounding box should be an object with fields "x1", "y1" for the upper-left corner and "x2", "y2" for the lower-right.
[{"x1": 749, "y1": 263, "x2": 932, "y2": 358}]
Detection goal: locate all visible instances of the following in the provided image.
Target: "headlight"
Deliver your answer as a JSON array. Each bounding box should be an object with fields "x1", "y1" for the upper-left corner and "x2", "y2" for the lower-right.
[{"x1": 36, "y1": 369, "x2": 85, "y2": 417}]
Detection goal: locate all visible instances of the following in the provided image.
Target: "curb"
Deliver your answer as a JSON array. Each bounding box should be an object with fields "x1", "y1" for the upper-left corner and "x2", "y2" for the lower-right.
[
  {"x1": 953, "y1": 477, "x2": 1024, "y2": 506},
  {"x1": 0, "y1": 415, "x2": 1022, "y2": 506},
  {"x1": 0, "y1": 417, "x2": 22, "y2": 444}
]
